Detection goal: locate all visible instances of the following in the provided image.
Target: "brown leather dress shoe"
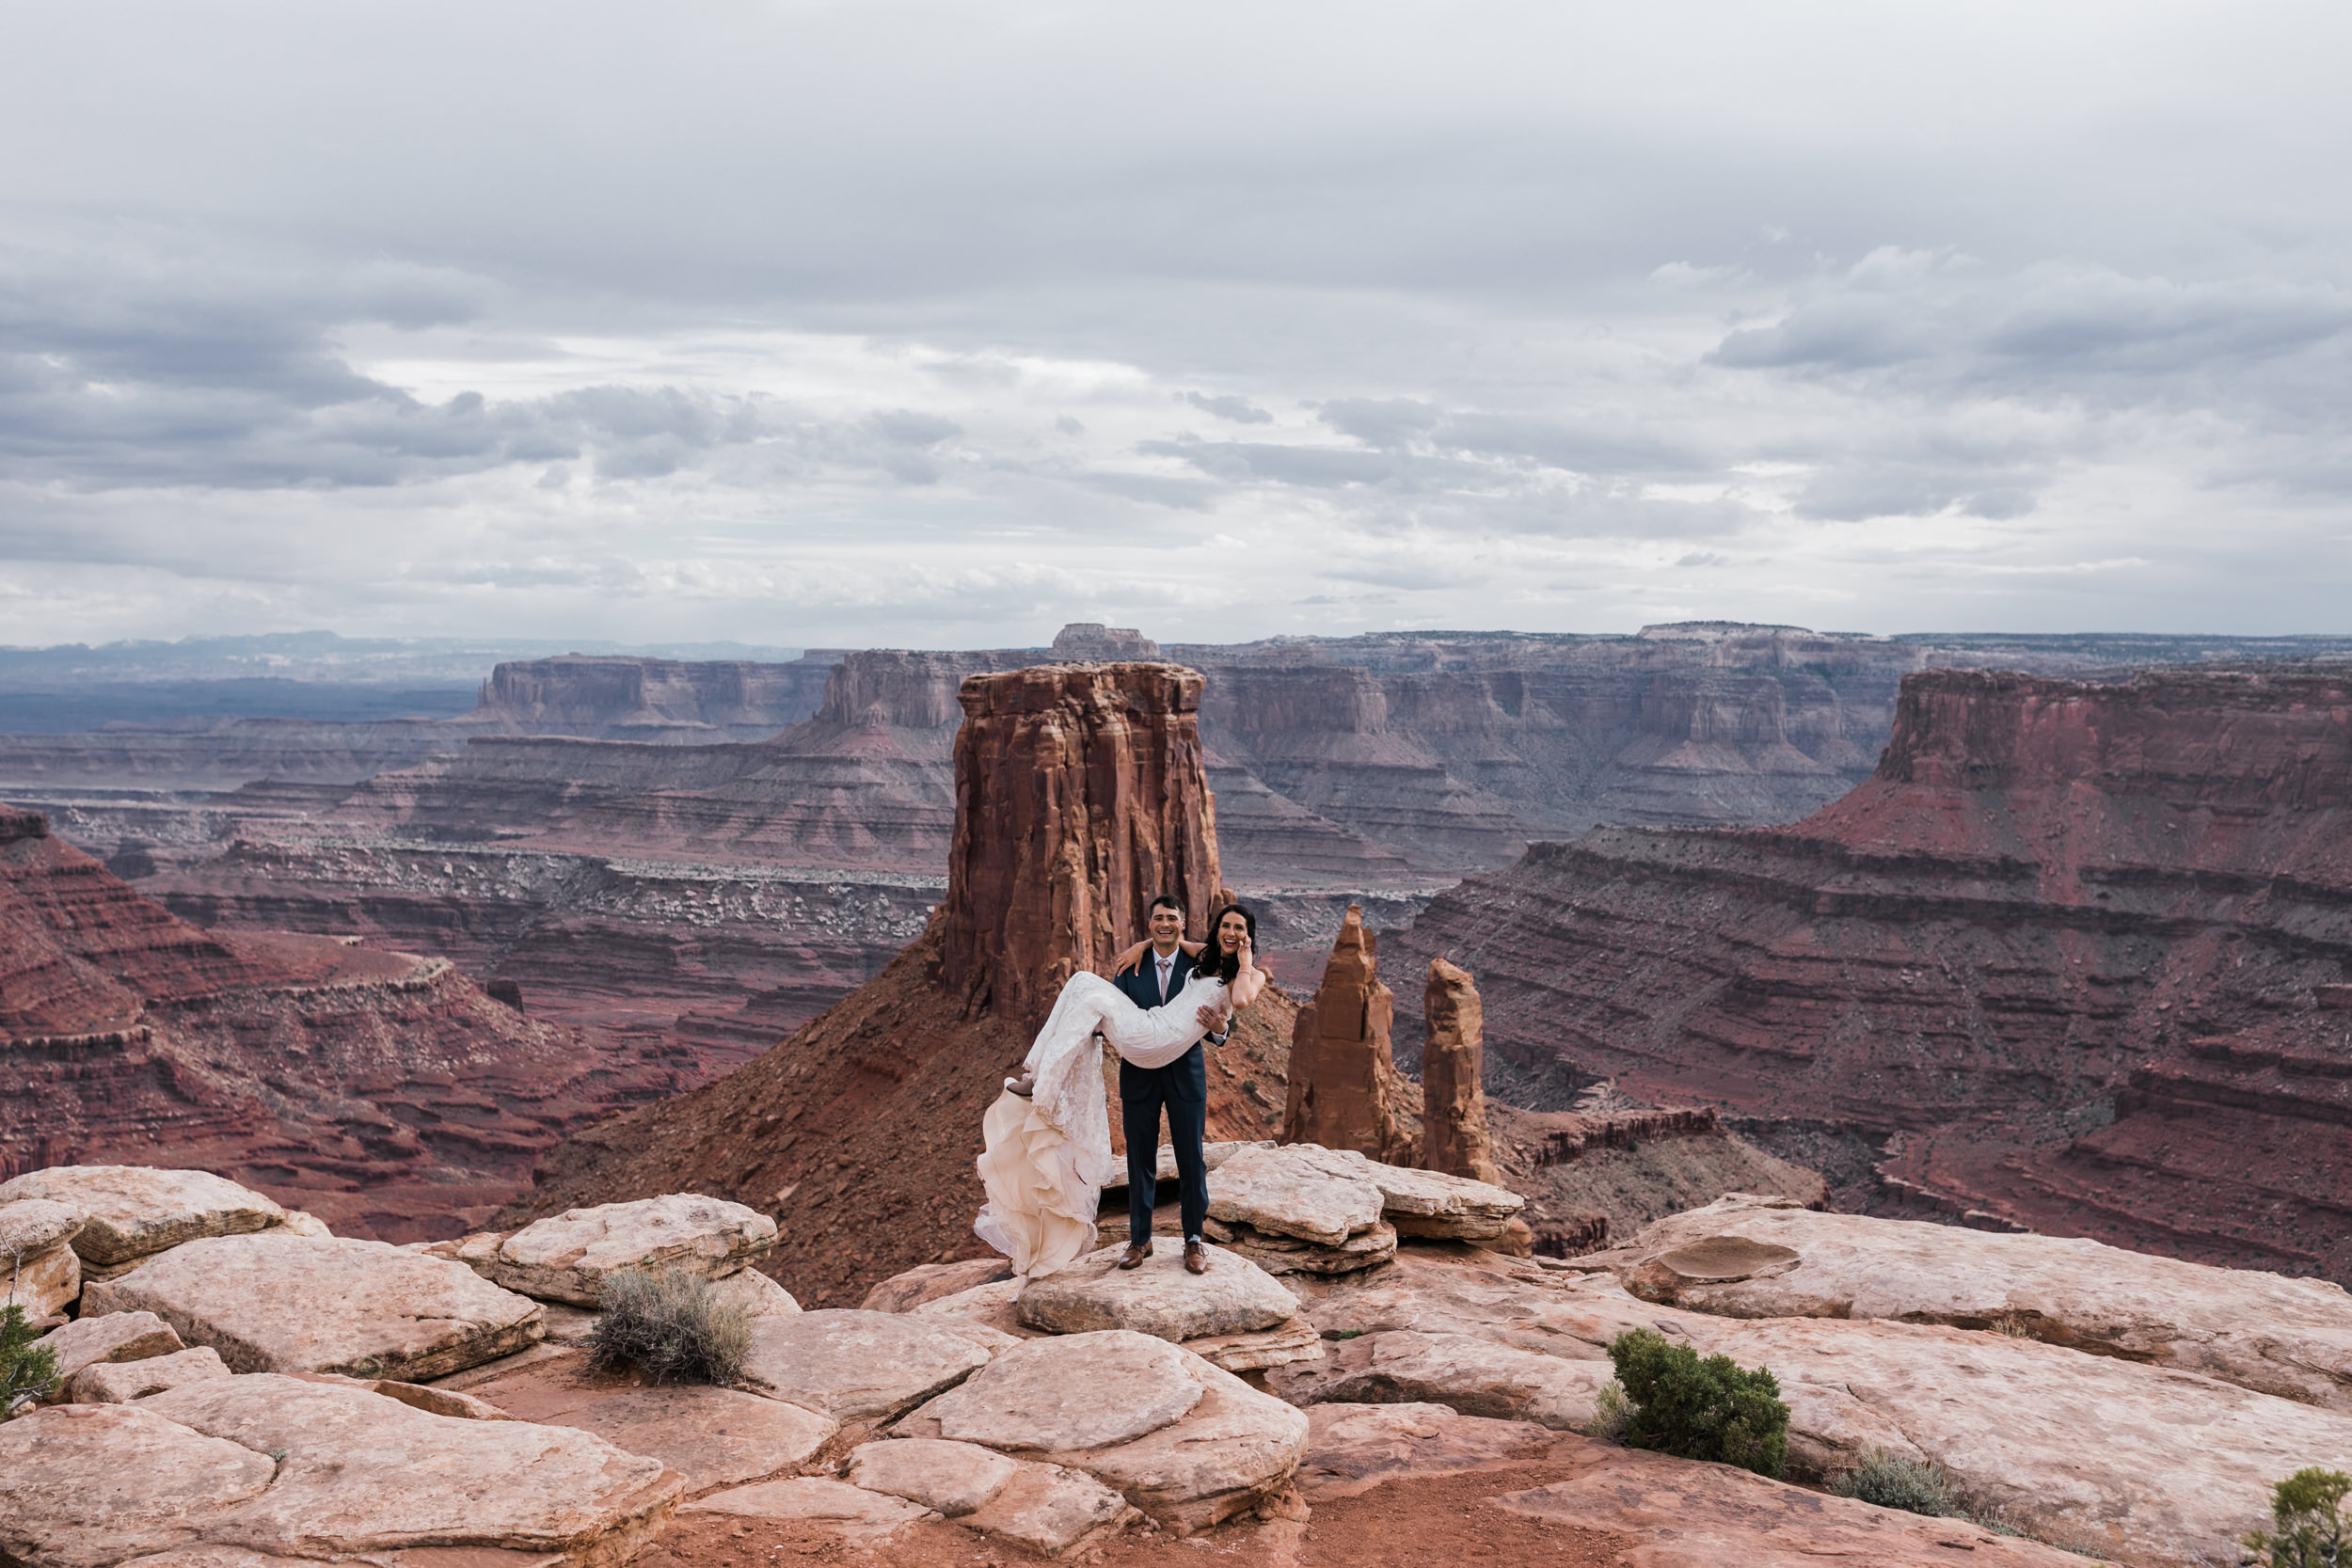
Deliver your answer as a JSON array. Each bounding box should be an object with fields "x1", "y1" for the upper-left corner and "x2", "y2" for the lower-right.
[
  {"x1": 1184, "y1": 1240, "x2": 1209, "y2": 1275},
  {"x1": 1118, "y1": 1241, "x2": 1153, "y2": 1270}
]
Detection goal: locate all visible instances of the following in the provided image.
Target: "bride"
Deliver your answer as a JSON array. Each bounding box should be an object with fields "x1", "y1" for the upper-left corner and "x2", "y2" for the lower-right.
[{"x1": 975, "y1": 903, "x2": 1265, "y2": 1279}]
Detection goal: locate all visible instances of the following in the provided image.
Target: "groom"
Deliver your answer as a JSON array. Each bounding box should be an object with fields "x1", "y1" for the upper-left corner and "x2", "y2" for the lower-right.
[{"x1": 1113, "y1": 894, "x2": 1231, "y2": 1275}]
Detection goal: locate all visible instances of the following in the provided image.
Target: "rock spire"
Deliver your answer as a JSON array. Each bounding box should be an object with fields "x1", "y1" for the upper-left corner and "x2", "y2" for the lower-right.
[
  {"x1": 1422, "y1": 958, "x2": 1502, "y2": 1185},
  {"x1": 1280, "y1": 906, "x2": 1417, "y2": 1165},
  {"x1": 936, "y1": 662, "x2": 1222, "y2": 1024}
]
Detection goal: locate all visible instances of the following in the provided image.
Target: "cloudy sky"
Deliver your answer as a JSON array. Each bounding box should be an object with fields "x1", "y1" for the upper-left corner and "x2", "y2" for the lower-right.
[{"x1": 4, "y1": 2, "x2": 2348, "y2": 647}]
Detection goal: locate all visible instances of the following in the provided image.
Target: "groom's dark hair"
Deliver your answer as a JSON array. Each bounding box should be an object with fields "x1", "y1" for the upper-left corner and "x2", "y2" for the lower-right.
[{"x1": 1148, "y1": 894, "x2": 1184, "y2": 916}]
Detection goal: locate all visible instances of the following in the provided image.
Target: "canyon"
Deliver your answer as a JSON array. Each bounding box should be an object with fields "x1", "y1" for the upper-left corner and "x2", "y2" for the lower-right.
[{"x1": 1390, "y1": 664, "x2": 2352, "y2": 1283}]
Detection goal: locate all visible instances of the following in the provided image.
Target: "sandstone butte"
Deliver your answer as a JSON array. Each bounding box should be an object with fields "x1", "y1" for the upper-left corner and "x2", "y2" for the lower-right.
[
  {"x1": 0, "y1": 800, "x2": 681, "y2": 1241},
  {"x1": 500, "y1": 661, "x2": 1303, "y2": 1307},
  {"x1": 1281, "y1": 905, "x2": 1421, "y2": 1166},
  {"x1": 1391, "y1": 664, "x2": 2352, "y2": 1284}
]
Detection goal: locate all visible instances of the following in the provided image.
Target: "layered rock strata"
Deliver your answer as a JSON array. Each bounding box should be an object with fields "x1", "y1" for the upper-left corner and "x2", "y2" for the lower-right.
[{"x1": 1391, "y1": 665, "x2": 2352, "y2": 1281}]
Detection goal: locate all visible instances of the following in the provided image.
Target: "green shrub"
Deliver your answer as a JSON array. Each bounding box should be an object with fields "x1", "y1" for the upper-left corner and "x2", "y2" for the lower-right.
[
  {"x1": 1, "y1": 1304, "x2": 59, "y2": 1418},
  {"x1": 1582, "y1": 1378, "x2": 1632, "y2": 1443},
  {"x1": 1831, "y1": 1449, "x2": 1957, "y2": 1516},
  {"x1": 2245, "y1": 1467, "x2": 2351, "y2": 1567},
  {"x1": 589, "y1": 1268, "x2": 754, "y2": 1386},
  {"x1": 1606, "y1": 1327, "x2": 1789, "y2": 1479}
]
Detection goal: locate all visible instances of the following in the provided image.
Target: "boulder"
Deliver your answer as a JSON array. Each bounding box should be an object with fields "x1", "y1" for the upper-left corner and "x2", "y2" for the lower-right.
[
  {"x1": 486, "y1": 1195, "x2": 776, "y2": 1307},
  {"x1": 1267, "y1": 1330, "x2": 1613, "y2": 1431},
  {"x1": 961, "y1": 1462, "x2": 1138, "y2": 1557},
  {"x1": 1015, "y1": 1242, "x2": 1299, "y2": 1341},
  {"x1": 542, "y1": 1386, "x2": 837, "y2": 1491},
  {"x1": 1579, "y1": 1193, "x2": 2352, "y2": 1408},
  {"x1": 66, "y1": 1346, "x2": 230, "y2": 1403},
  {"x1": 0, "y1": 1402, "x2": 278, "y2": 1568},
  {"x1": 1295, "y1": 1402, "x2": 1557, "y2": 1500},
  {"x1": 1204, "y1": 1143, "x2": 1384, "y2": 1248},
  {"x1": 37, "y1": 1309, "x2": 185, "y2": 1388},
  {"x1": 682, "y1": 1477, "x2": 936, "y2": 1542},
  {"x1": 0, "y1": 1167, "x2": 287, "y2": 1268},
  {"x1": 909, "y1": 1277, "x2": 1041, "y2": 1339},
  {"x1": 1494, "y1": 1445, "x2": 2099, "y2": 1568},
  {"x1": 2, "y1": 1376, "x2": 681, "y2": 1568},
  {"x1": 1205, "y1": 1215, "x2": 1397, "y2": 1275},
  {"x1": 0, "y1": 1198, "x2": 84, "y2": 1317},
  {"x1": 739, "y1": 1308, "x2": 992, "y2": 1425},
  {"x1": 861, "y1": 1257, "x2": 1011, "y2": 1313},
  {"x1": 897, "y1": 1330, "x2": 1307, "y2": 1534},
  {"x1": 707, "y1": 1267, "x2": 800, "y2": 1317},
  {"x1": 846, "y1": 1437, "x2": 1021, "y2": 1515},
  {"x1": 82, "y1": 1233, "x2": 544, "y2": 1382}
]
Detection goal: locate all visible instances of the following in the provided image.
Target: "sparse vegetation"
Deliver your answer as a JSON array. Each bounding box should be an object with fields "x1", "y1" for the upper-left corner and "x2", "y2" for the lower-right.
[
  {"x1": 1606, "y1": 1327, "x2": 1789, "y2": 1479},
  {"x1": 1830, "y1": 1449, "x2": 1957, "y2": 1516},
  {"x1": 589, "y1": 1267, "x2": 753, "y2": 1386},
  {"x1": 1, "y1": 1304, "x2": 59, "y2": 1418},
  {"x1": 2244, "y1": 1467, "x2": 2351, "y2": 1567},
  {"x1": 1582, "y1": 1377, "x2": 1632, "y2": 1443}
]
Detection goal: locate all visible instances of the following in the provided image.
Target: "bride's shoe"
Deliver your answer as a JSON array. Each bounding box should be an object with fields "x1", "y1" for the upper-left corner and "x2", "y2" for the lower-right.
[{"x1": 1004, "y1": 1072, "x2": 1037, "y2": 1098}]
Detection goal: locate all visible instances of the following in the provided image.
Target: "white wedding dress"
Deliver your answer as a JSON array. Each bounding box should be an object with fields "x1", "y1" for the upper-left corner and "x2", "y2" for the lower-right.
[{"x1": 975, "y1": 969, "x2": 1227, "y2": 1279}]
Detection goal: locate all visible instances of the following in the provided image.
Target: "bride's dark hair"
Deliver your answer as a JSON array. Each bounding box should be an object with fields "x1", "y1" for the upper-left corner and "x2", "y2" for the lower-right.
[{"x1": 1197, "y1": 902, "x2": 1257, "y2": 986}]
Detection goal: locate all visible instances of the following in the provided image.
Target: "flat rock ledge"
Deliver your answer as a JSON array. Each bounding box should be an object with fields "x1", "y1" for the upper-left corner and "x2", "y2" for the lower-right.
[
  {"x1": 485, "y1": 1195, "x2": 778, "y2": 1307},
  {"x1": 0, "y1": 1166, "x2": 290, "y2": 1268},
  {"x1": 739, "y1": 1308, "x2": 993, "y2": 1425},
  {"x1": 83, "y1": 1232, "x2": 544, "y2": 1382},
  {"x1": 684, "y1": 1477, "x2": 937, "y2": 1543},
  {"x1": 849, "y1": 1438, "x2": 1136, "y2": 1557},
  {"x1": 0, "y1": 1374, "x2": 681, "y2": 1568},
  {"x1": 1017, "y1": 1243, "x2": 1300, "y2": 1341},
  {"x1": 1268, "y1": 1329, "x2": 1613, "y2": 1431},
  {"x1": 1205, "y1": 1215, "x2": 1398, "y2": 1275},
  {"x1": 66, "y1": 1346, "x2": 231, "y2": 1404},
  {"x1": 897, "y1": 1329, "x2": 1308, "y2": 1534},
  {"x1": 38, "y1": 1309, "x2": 185, "y2": 1390}
]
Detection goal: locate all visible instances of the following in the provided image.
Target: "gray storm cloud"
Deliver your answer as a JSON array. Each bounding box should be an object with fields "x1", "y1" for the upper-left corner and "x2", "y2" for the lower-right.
[{"x1": 1, "y1": 1, "x2": 2347, "y2": 643}]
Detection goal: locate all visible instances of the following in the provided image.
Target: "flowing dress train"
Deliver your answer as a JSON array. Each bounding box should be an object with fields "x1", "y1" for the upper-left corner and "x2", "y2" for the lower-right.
[{"x1": 974, "y1": 968, "x2": 1226, "y2": 1280}]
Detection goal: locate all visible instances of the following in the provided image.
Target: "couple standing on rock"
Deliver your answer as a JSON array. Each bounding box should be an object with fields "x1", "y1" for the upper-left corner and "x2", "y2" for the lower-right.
[{"x1": 975, "y1": 895, "x2": 1264, "y2": 1282}]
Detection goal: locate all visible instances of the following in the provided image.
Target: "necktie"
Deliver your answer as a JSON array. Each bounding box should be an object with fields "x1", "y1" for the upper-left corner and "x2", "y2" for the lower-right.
[{"x1": 1157, "y1": 955, "x2": 1172, "y2": 1002}]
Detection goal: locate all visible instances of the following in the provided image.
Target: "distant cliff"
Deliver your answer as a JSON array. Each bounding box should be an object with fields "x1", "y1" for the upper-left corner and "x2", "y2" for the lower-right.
[{"x1": 1388, "y1": 664, "x2": 2352, "y2": 1282}]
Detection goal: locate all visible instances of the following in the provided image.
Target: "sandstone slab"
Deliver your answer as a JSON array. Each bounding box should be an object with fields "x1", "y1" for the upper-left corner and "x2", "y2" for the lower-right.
[
  {"x1": 1269, "y1": 1329, "x2": 1613, "y2": 1431},
  {"x1": 39, "y1": 1308, "x2": 185, "y2": 1387},
  {"x1": 1495, "y1": 1443, "x2": 2098, "y2": 1568},
  {"x1": 0, "y1": 1402, "x2": 278, "y2": 1568},
  {"x1": 683, "y1": 1477, "x2": 935, "y2": 1542},
  {"x1": 1583, "y1": 1193, "x2": 2352, "y2": 1409},
  {"x1": 136, "y1": 1373, "x2": 681, "y2": 1563},
  {"x1": 67, "y1": 1345, "x2": 230, "y2": 1403},
  {"x1": 544, "y1": 1386, "x2": 836, "y2": 1491},
  {"x1": 898, "y1": 1330, "x2": 1307, "y2": 1533},
  {"x1": 739, "y1": 1308, "x2": 991, "y2": 1425},
  {"x1": 1183, "y1": 1317, "x2": 1326, "y2": 1374},
  {"x1": 1279, "y1": 1141, "x2": 1526, "y2": 1223},
  {"x1": 1295, "y1": 1401, "x2": 1557, "y2": 1500},
  {"x1": 962, "y1": 1462, "x2": 1137, "y2": 1556},
  {"x1": 1015, "y1": 1242, "x2": 1298, "y2": 1341},
  {"x1": 1206, "y1": 1215, "x2": 1397, "y2": 1275},
  {"x1": 1204, "y1": 1143, "x2": 1384, "y2": 1247},
  {"x1": 0, "y1": 1198, "x2": 84, "y2": 1317},
  {"x1": 707, "y1": 1266, "x2": 800, "y2": 1318},
  {"x1": 0, "y1": 1167, "x2": 287, "y2": 1267},
  {"x1": 83, "y1": 1233, "x2": 544, "y2": 1382},
  {"x1": 488, "y1": 1195, "x2": 776, "y2": 1307},
  {"x1": 860, "y1": 1256, "x2": 1011, "y2": 1313},
  {"x1": 909, "y1": 1277, "x2": 1041, "y2": 1339},
  {"x1": 846, "y1": 1436, "x2": 1020, "y2": 1515}
]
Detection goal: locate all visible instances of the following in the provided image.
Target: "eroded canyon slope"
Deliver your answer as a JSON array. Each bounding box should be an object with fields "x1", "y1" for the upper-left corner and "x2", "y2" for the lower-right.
[
  {"x1": 0, "y1": 802, "x2": 682, "y2": 1241},
  {"x1": 502, "y1": 661, "x2": 1302, "y2": 1307},
  {"x1": 1391, "y1": 664, "x2": 2352, "y2": 1280}
]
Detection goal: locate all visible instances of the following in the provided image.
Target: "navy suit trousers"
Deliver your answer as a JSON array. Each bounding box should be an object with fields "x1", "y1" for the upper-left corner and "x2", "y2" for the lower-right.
[{"x1": 1124, "y1": 1073, "x2": 1208, "y2": 1245}]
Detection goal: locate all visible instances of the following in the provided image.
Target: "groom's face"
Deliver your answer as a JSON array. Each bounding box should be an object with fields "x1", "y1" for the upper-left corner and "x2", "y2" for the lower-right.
[{"x1": 1149, "y1": 905, "x2": 1184, "y2": 951}]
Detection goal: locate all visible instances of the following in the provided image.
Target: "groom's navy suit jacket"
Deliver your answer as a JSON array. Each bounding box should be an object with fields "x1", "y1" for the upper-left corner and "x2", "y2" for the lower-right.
[{"x1": 1112, "y1": 948, "x2": 1208, "y2": 1103}]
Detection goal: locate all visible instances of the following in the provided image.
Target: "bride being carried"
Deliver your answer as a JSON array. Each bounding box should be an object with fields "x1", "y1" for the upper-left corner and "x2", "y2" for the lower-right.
[{"x1": 975, "y1": 901, "x2": 1264, "y2": 1280}]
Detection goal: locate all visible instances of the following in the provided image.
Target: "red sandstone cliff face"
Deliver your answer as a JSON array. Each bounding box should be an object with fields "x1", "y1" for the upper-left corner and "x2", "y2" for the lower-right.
[
  {"x1": 1, "y1": 802, "x2": 680, "y2": 1240},
  {"x1": 469, "y1": 654, "x2": 834, "y2": 741},
  {"x1": 1388, "y1": 665, "x2": 2352, "y2": 1281},
  {"x1": 501, "y1": 660, "x2": 1293, "y2": 1306}
]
